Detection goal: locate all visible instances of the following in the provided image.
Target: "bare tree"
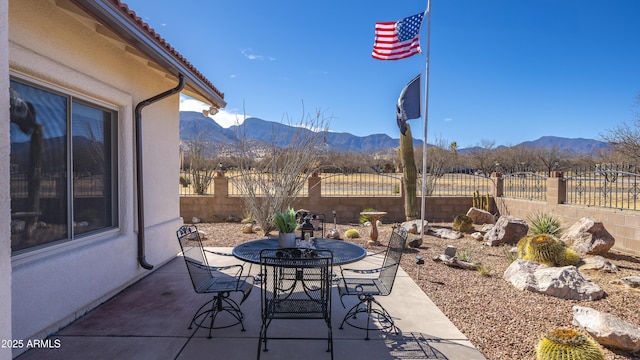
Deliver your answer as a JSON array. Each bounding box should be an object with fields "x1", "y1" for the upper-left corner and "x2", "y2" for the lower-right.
[
  {"x1": 231, "y1": 108, "x2": 330, "y2": 235},
  {"x1": 466, "y1": 139, "x2": 497, "y2": 176},
  {"x1": 182, "y1": 129, "x2": 218, "y2": 195},
  {"x1": 418, "y1": 136, "x2": 453, "y2": 196},
  {"x1": 602, "y1": 94, "x2": 640, "y2": 163}
]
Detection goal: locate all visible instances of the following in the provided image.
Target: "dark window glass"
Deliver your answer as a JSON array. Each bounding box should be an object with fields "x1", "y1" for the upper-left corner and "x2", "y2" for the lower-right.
[{"x1": 10, "y1": 79, "x2": 118, "y2": 254}]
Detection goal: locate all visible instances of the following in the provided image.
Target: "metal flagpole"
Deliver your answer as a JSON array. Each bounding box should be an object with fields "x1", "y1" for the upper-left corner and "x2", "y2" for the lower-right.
[{"x1": 420, "y1": 0, "x2": 431, "y2": 238}]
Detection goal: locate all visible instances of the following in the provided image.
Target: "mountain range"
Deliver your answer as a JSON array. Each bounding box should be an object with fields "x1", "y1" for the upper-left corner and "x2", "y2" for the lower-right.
[{"x1": 179, "y1": 111, "x2": 609, "y2": 154}]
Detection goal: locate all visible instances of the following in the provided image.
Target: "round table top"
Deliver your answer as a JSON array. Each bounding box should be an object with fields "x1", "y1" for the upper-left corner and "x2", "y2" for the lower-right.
[{"x1": 232, "y1": 237, "x2": 367, "y2": 265}]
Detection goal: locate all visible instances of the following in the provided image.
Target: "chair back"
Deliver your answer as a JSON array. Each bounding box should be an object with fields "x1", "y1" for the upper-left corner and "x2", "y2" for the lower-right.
[
  {"x1": 176, "y1": 225, "x2": 212, "y2": 292},
  {"x1": 260, "y1": 248, "x2": 333, "y2": 320},
  {"x1": 378, "y1": 226, "x2": 408, "y2": 293}
]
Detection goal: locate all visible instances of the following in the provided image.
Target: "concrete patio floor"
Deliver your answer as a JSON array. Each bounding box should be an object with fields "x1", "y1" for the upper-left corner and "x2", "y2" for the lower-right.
[{"x1": 16, "y1": 248, "x2": 487, "y2": 360}]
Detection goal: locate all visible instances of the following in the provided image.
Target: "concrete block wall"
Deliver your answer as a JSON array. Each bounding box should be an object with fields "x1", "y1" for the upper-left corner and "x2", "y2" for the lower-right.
[{"x1": 180, "y1": 172, "x2": 640, "y2": 256}]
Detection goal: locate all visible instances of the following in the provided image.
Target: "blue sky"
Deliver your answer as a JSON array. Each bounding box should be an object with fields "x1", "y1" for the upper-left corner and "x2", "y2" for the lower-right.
[{"x1": 125, "y1": 0, "x2": 640, "y2": 148}]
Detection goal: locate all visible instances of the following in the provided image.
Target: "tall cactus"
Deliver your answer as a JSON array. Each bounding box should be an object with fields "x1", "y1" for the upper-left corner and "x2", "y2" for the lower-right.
[{"x1": 400, "y1": 124, "x2": 417, "y2": 220}]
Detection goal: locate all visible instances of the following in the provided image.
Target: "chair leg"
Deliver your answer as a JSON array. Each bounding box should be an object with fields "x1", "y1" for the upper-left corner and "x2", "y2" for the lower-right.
[
  {"x1": 189, "y1": 293, "x2": 246, "y2": 338},
  {"x1": 338, "y1": 295, "x2": 397, "y2": 340}
]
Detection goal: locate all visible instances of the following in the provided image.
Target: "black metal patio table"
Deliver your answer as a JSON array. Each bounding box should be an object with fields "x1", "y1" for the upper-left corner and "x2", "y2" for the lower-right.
[{"x1": 232, "y1": 237, "x2": 367, "y2": 265}]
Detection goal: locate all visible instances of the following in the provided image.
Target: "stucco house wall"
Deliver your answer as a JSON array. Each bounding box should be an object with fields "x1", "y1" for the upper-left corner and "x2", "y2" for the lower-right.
[
  {"x1": 7, "y1": 1, "x2": 204, "y2": 353},
  {"x1": 1, "y1": 0, "x2": 13, "y2": 358}
]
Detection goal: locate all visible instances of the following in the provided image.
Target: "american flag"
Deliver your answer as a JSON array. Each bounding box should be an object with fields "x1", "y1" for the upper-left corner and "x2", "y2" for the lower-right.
[{"x1": 372, "y1": 12, "x2": 425, "y2": 61}]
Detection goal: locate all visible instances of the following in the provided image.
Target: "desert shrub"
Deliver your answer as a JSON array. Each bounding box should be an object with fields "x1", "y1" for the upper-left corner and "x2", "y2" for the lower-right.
[
  {"x1": 452, "y1": 214, "x2": 474, "y2": 232},
  {"x1": 457, "y1": 248, "x2": 473, "y2": 262},
  {"x1": 345, "y1": 229, "x2": 361, "y2": 239},
  {"x1": 359, "y1": 208, "x2": 377, "y2": 224},
  {"x1": 476, "y1": 263, "x2": 492, "y2": 277},
  {"x1": 528, "y1": 211, "x2": 563, "y2": 237}
]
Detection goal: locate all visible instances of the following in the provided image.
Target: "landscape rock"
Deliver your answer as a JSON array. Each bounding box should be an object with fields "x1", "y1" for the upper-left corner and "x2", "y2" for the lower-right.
[
  {"x1": 561, "y1": 217, "x2": 615, "y2": 255},
  {"x1": 481, "y1": 224, "x2": 494, "y2": 232},
  {"x1": 504, "y1": 259, "x2": 605, "y2": 301},
  {"x1": 610, "y1": 276, "x2": 640, "y2": 290},
  {"x1": 572, "y1": 306, "x2": 640, "y2": 353},
  {"x1": 326, "y1": 229, "x2": 341, "y2": 240},
  {"x1": 241, "y1": 223, "x2": 254, "y2": 234},
  {"x1": 198, "y1": 230, "x2": 207, "y2": 240},
  {"x1": 401, "y1": 219, "x2": 428, "y2": 235},
  {"x1": 471, "y1": 232, "x2": 484, "y2": 241},
  {"x1": 579, "y1": 255, "x2": 619, "y2": 273},
  {"x1": 407, "y1": 237, "x2": 423, "y2": 248},
  {"x1": 225, "y1": 214, "x2": 242, "y2": 223},
  {"x1": 484, "y1": 216, "x2": 528, "y2": 246},
  {"x1": 429, "y1": 228, "x2": 463, "y2": 240},
  {"x1": 191, "y1": 216, "x2": 201, "y2": 224},
  {"x1": 444, "y1": 245, "x2": 457, "y2": 257},
  {"x1": 466, "y1": 207, "x2": 495, "y2": 224}
]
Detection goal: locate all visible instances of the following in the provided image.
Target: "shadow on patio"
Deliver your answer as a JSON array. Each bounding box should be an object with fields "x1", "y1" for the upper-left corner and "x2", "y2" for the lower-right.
[{"x1": 16, "y1": 249, "x2": 486, "y2": 360}]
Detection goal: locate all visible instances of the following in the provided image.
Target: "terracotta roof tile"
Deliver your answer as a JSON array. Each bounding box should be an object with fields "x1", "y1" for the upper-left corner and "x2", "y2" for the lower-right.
[{"x1": 112, "y1": 0, "x2": 224, "y2": 99}]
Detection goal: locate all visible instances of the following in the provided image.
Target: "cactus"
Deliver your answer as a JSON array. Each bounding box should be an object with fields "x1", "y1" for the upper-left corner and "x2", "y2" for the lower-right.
[
  {"x1": 345, "y1": 229, "x2": 361, "y2": 239},
  {"x1": 517, "y1": 234, "x2": 580, "y2": 266},
  {"x1": 452, "y1": 214, "x2": 474, "y2": 233},
  {"x1": 400, "y1": 124, "x2": 417, "y2": 220},
  {"x1": 536, "y1": 328, "x2": 604, "y2": 360},
  {"x1": 472, "y1": 190, "x2": 491, "y2": 212}
]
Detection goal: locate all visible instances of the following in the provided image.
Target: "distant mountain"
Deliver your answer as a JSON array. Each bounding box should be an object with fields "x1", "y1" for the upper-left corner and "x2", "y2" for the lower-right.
[
  {"x1": 179, "y1": 111, "x2": 610, "y2": 154},
  {"x1": 517, "y1": 136, "x2": 610, "y2": 154},
  {"x1": 179, "y1": 111, "x2": 422, "y2": 153}
]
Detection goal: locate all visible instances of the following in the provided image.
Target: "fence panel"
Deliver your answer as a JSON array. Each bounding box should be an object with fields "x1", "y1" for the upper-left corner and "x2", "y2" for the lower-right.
[
  {"x1": 227, "y1": 171, "x2": 309, "y2": 197},
  {"x1": 502, "y1": 172, "x2": 547, "y2": 201},
  {"x1": 179, "y1": 170, "x2": 215, "y2": 196},
  {"x1": 423, "y1": 172, "x2": 493, "y2": 197},
  {"x1": 564, "y1": 164, "x2": 640, "y2": 210},
  {"x1": 321, "y1": 173, "x2": 402, "y2": 197}
]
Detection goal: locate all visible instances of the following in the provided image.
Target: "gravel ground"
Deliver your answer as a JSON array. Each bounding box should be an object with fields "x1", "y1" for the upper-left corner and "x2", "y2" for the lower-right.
[{"x1": 195, "y1": 221, "x2": 640, "y2": 360}]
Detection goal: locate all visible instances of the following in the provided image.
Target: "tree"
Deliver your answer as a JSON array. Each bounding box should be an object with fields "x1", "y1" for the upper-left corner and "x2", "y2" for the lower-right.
[
  {"x1": 231, "y1": 108, "x2": 330, "y2": 235},
  {"x1": 466, "y1": 139, "x2": 497, "y2": 176},
  {"x1": 182, "y1": 128, "x2": 218, "y2": 195},
  {"x1": 601, "y1": 93, "x2": 640, "y2": 163}
]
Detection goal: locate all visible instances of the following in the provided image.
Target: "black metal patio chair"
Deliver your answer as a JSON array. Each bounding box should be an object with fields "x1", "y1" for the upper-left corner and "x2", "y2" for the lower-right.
[
  {"x1": 258, "y1": 248, "x2": 334, "y2": 359},
  {"x1": 337, "y1": 226, "x2": 408, "y2": 340},
  {"x1": 176, "y1": 225, "x2": 254, "y2": 338}
]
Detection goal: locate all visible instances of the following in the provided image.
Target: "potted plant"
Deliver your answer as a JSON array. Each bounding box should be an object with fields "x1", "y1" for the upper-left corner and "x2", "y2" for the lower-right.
[{"x1": 273, "y1": 207, "x2": 297, "y2": 248}]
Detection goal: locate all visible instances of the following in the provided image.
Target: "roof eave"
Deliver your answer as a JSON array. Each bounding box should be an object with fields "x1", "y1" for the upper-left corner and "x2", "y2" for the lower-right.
[{"x1": 71, "y1": 0, "x2": 226, "y2": 109}]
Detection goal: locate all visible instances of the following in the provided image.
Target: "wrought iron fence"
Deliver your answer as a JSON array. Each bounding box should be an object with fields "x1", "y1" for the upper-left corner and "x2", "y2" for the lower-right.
[
  {"x1": 421, "y1": 172, "x2": 494, "y2": 196},
  {"x1": 564, "y1": 164, "x2": 640, "y2": 210},
  {"x1": 226, "y1": 171, "x2": 309, "y2": 197},
  {"x1": 321, "y1": 172, "x2": 402, "y2": 197},
  {"x1": 502, "y1": 172, "x2": 547, "y2": 201},
  {"x1": 179, "y1": 171, "x2": 215, "y2": 196}
]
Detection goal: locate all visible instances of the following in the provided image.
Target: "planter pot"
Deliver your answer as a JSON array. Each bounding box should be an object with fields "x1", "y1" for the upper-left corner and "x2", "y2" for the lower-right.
[{"x1": 278, "y1": 232, "x2": 296, "y2": 248}]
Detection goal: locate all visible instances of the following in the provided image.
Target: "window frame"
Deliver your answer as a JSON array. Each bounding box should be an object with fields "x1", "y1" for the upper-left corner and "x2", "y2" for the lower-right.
[{"x1": 9, "y1": 74, "x2": 120, "y2": 257}]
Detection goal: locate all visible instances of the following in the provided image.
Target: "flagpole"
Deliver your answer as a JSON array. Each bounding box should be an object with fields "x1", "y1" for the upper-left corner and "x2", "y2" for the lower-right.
[{"x1": 420, "y1": 0, "x2": 431, "y2": 239}]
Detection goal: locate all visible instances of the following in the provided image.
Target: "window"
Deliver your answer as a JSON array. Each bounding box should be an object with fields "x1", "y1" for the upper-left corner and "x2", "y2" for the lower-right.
[{"x1": 9, "y1": 78, "x2": 118, "y2": 254}]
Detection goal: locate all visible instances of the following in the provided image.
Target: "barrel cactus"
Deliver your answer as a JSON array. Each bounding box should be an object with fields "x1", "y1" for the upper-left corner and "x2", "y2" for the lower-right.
[
  {"x1": 516, "y1": 234, "x2": 580, "y2": 267},
  {"x1": 452, "y1": 214, "x2": 474, "y2": 233},
  {"x1": 536, "y1": 328, "x2": 604, "y2": 360},
  {"x1": 345, "y1": 229, "x2": 360, "y2": 239}
]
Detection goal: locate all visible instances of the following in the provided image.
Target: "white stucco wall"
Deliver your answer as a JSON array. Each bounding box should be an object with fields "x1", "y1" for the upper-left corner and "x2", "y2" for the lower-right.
[
  {"x1": 1, "y1": 1, "x2": 13, "y2": 359},
  {"x1": 8, "y1": 0, "x2": 183, "y2": 350}
]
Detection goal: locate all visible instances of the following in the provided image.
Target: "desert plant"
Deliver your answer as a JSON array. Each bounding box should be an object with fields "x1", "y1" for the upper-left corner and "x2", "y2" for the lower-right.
[
  {"x1": 273, "y1": 207, "x2": 297, "y2": 233},
  {"x1": 516, "y1": 234, "x2": 580, "y2": 266},
  {"x1": 452, "y1": 214, "x2": 474, "y2": 232},
  {"x1": 503, "y1": 247, "x2": 519, "y2": 264},
  {"x1": 535, "y1": 328, "x2": 604, "y2": 360},
  {"x1": 345, "y1": 229, "x2": 361, "y2": 239},
  {"x1": 231, "y1": 107, "x2": 331, "y2": 235},
  {"x1": 472, "y1": 190, "x2": 491, "y2": 212},
  {"x1": 400, "y1": 124, "x2": 417, "y2": 220},
  {"x1": 476, "y1": 263, "x2": 492, "y2": 277},
  {"x1": 528, "y1": 211, "x2": 563, "y2": 237},
  {"x1": 360, "y1": 208, "x2": 377, "y2": 224},
  {"x1": 457, "y1": 248, "x2": 473, "y2": 262}
]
